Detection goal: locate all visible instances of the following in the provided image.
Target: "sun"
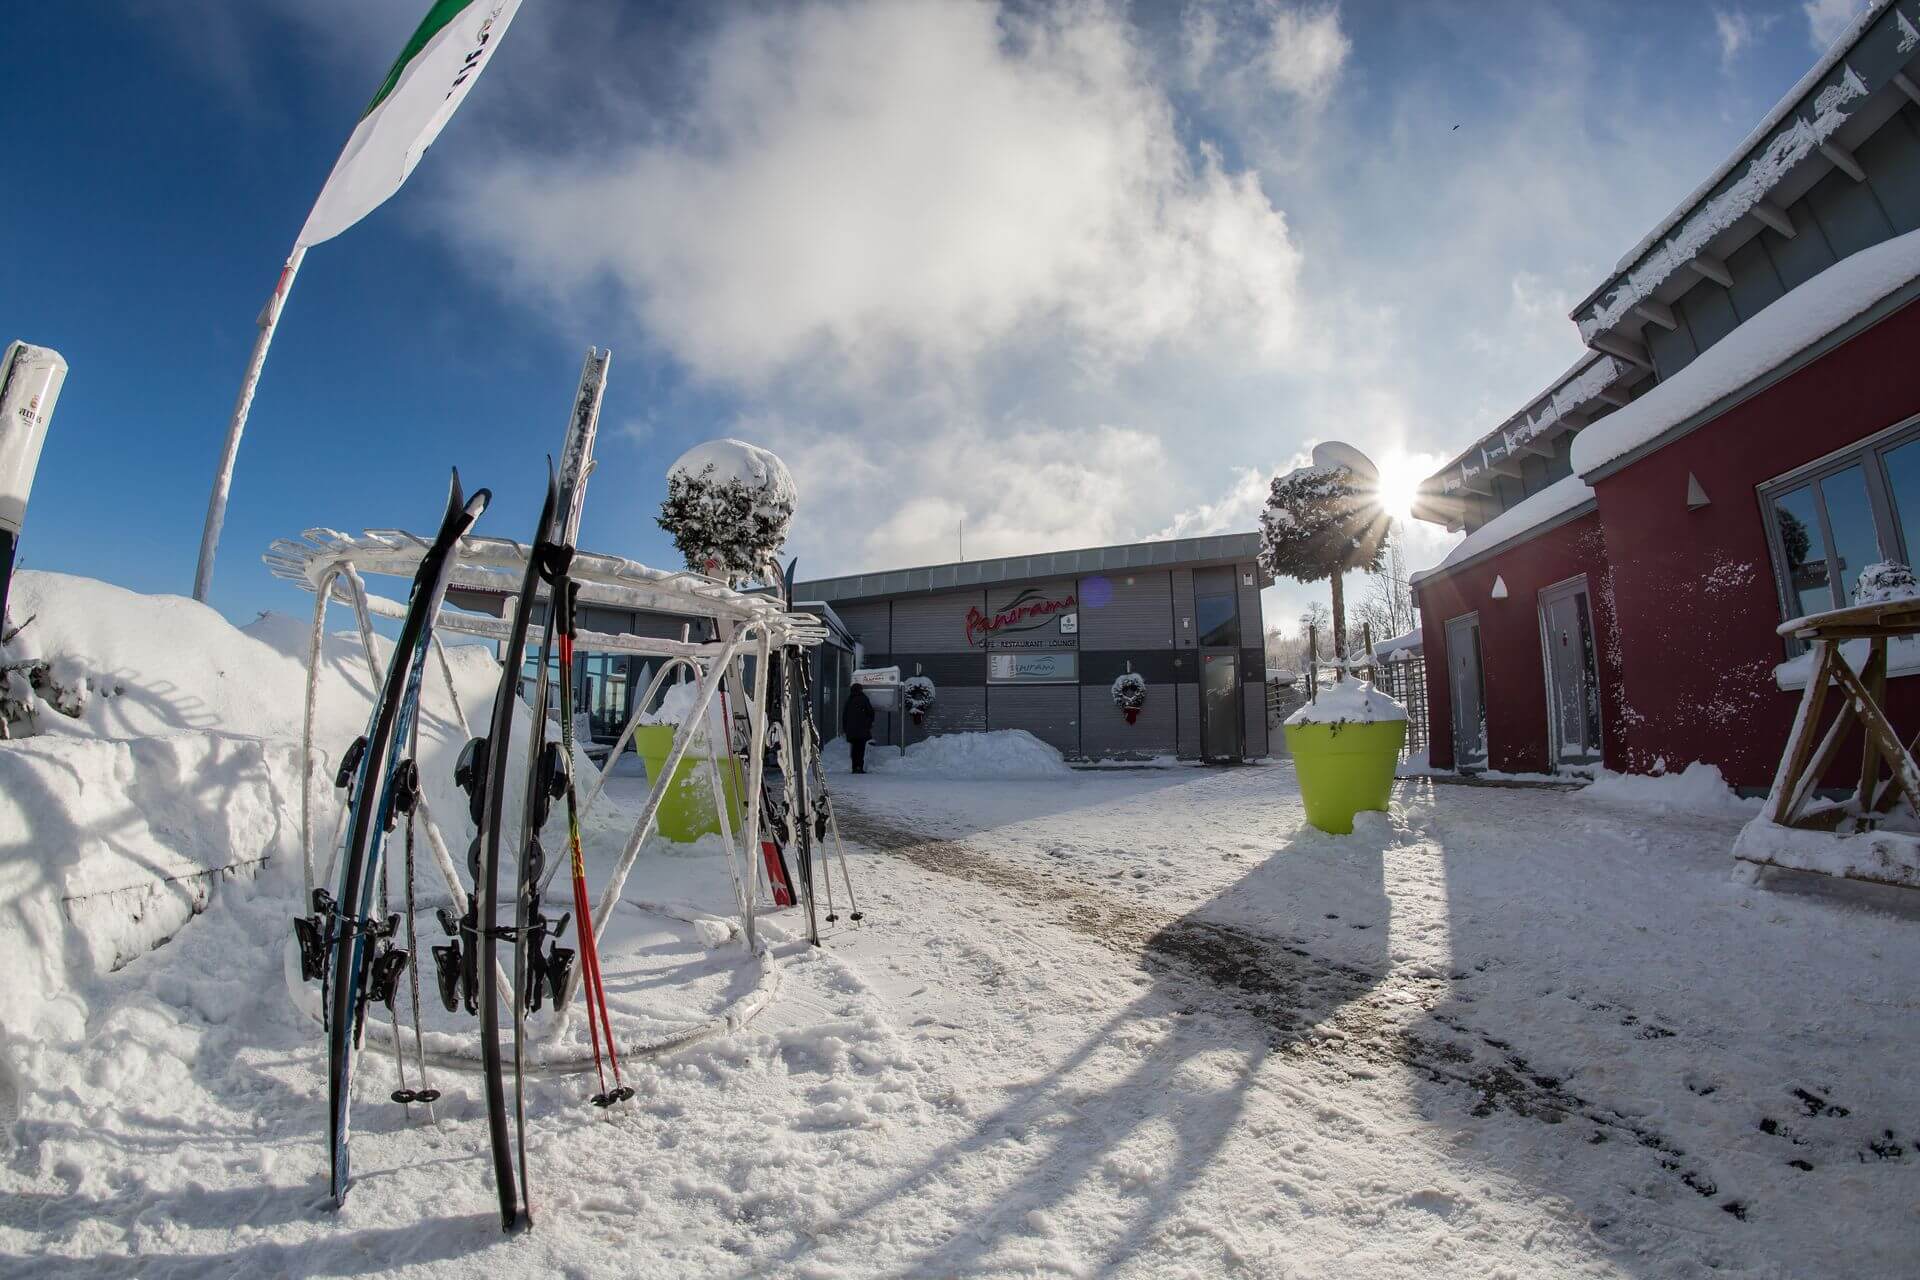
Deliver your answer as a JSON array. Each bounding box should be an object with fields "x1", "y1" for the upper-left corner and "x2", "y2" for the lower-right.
[{"x1": 1370, "y1": 452, "x2": 1423, "y2": 524}]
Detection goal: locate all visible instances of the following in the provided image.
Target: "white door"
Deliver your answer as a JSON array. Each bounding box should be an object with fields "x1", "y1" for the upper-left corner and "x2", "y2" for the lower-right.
[{"x1": 1539, "y1": 579, "x2": 1602, "y2": 768}]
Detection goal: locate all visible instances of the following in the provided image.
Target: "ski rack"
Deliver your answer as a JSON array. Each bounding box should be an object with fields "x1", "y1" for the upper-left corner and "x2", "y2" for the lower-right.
[{"x1": 266, "y1": 529, "x2": 827, "y2": 1073}]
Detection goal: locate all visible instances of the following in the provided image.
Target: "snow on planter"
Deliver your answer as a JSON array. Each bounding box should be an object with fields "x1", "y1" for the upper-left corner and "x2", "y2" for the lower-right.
[
  {"x1": 1284, "y1": 678, "x2": 1407, "y2": 727},
  {"x1": 657, "y1": 438, "x2": 798, "y2": 583}
]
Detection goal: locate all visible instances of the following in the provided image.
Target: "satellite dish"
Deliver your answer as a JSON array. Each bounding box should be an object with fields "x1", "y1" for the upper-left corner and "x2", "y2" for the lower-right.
[{"x1": 1310, "y1": 440, "x2": 1378, "y2": 481}]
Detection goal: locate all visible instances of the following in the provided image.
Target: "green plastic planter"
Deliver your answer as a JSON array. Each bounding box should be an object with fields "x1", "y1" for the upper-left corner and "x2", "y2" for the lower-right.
[
  {"x1": 631, "y1": 725, "x2": 744, "y2": 844},
  {"x1": 1285, "y1": 719, "x2": 1407, "y2": 834}
]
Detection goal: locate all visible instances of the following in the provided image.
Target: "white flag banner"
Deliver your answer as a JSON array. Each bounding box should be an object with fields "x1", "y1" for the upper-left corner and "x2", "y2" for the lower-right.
[{"x1": 297, "y1": 0, "x2": 523, "y2": 247}]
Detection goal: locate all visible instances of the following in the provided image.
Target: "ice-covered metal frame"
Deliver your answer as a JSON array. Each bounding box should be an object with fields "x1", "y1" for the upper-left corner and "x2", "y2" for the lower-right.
[{"x1": 267, "y1": 528, "x2": 827, "y2": 1070}]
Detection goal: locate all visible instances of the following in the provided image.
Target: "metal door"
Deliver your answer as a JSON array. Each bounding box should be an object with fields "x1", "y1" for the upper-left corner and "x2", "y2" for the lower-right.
[
  {"x1": 1539, "y1": 578, "x2": 1602, "y2": 767},
  {"x1": 1200, "y1": 651, "x2": 1243, "y2": 762},
  {"x1": 1444, "y1": 614, "x2": 1487, "y2": 770}
]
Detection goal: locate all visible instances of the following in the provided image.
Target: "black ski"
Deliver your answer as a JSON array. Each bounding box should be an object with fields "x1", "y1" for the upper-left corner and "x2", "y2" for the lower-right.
[
  {"x1": 293, "y1": 469, "x2": 489, "y2": 1210},
  {"x1": 471, "y1": 463, "x2": 559, "y2": 1232}
]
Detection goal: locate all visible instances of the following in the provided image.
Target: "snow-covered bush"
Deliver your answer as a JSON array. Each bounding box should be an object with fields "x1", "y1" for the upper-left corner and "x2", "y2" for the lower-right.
[
  {"x1": 902, "y1": 675, "x2": 936, "y2": 724},
  {"x1": 1855, "y1": 560, "x2": 1920, "y2": 606},
  {"x1": 1111, "y1": 672, "x2": 1147, "y2": 724},
  {"x1": 656, "y1": 439, "x2": 797, "y2": 585}
]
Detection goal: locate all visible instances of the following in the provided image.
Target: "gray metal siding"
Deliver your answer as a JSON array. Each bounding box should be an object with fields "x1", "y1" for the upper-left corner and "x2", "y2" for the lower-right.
[
  {"x1": 890, "y1": 590, "x2": 982, "y2": 653},
  {"x1": 1648, "y1": 318, "x2": 1697, "y2": 381},
  {"x1": 1681, "y1": 282, "x2": 1739, "y2": 352},
  {"x1": 1805, "y1": 165, "x2": 1894, "y2": 261},
  {"x1": 1242, "y1": 682, "x2": 1269, "y2": 758},
  {"x1": 1172, "y1": 569, "x2": 1197, "y2": 650},
  {"x1": 1725, "y1": 236, "x2": 1785, "y2": 323},
  {"x1": 985, "y1": 578, "x2": 1079, "y2": 621},
  {"x1": 1176, "y1": 682, "x2": 1200, "y2": 758},
  {"x1": 988, "y1": 685, "x2": 1080, "y2": 756},
  {"x1": 1079, "y1": 685, "x2": 1176, "y2": 758},
  {"x1": 892, "y1": 652, "x2": 988, "y2": 687},
  {"x1": 903, "y1": 686, "x2": 988, "y2": 745},
  {"x1": 1861, "y1": 109, "x2": 1920, "y2": 233},
  {"x1": 835, "y1": 601, "x2": 891, "y2": 655},
  {"x1": 1077, "y1": 570, "x2": 1173, "y2": 649},
  {"x1": 1762, "y1": 209, "x2": 1837, "y2": 292}
]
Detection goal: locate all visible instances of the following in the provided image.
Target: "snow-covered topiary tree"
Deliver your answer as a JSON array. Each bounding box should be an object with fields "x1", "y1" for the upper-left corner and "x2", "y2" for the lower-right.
[
  {"x1": 1259, "y1": 462, "x2": 1390, "y2": 667},
  {"x1": 657, "y1": 439, "x2": 798, "y2": 586}
]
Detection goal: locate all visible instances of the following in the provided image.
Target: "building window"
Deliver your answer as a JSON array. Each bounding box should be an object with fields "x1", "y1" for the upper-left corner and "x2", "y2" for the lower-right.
[
  {"x1": 1760, "y1": 415, "x2": 1920, "y2": 635},
  {"x1": 1195, "y1": 590, "x2": 1239, "y2": 647}
]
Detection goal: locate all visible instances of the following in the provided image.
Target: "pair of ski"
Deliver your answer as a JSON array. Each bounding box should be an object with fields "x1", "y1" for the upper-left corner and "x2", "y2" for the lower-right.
[
  {"x1": 461, "y1": 463, "x2": 630, "y2": 1232},
  {"x1": 296, "y1": 465, "x2": 628, "y2": 1230},
  {"x1": 293, "y1": 471, "x2": 488, "y2": 1212}
]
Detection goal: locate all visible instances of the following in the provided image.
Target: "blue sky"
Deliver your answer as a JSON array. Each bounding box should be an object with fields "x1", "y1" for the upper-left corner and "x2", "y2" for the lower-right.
[{"x1": 2, "y1": 0, "x2": 1863, "y2": 631}]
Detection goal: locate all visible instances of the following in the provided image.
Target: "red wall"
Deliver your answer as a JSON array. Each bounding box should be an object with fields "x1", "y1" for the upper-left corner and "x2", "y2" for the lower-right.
[
  {"x1": 1414, "y1": 509, "x2": 1617, "y2": 774},
  {"x1": 1593, "y1": 297, "x2": 1920, "y2": 788}
]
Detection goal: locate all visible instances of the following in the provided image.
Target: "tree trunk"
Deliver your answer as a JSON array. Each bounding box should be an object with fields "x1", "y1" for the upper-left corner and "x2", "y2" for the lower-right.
[{"x1": 1329, "y1": 571, "x2": 1347, "y2": 677}]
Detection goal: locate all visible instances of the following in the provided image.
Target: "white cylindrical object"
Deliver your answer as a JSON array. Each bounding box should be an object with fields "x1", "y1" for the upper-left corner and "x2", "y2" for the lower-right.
[{"x1": 0, "y1": 342, "x2": 68, "y2": 537}]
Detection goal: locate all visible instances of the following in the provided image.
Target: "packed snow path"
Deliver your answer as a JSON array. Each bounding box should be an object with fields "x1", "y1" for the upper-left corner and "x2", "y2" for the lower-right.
[{"x1": 5, "y1": 764, "x2": 1919, "y2": 1276}]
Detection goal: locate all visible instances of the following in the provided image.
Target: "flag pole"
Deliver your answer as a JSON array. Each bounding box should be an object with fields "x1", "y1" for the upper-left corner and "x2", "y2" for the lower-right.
[{"x1": 193, "y1": 244, "x2": 307, "y2": 603}]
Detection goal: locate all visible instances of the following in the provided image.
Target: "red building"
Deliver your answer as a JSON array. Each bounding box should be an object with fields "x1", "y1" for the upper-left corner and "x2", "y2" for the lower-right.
[{"x1": 1411, "y1": 3, "x2": 1920, "y2": 788}]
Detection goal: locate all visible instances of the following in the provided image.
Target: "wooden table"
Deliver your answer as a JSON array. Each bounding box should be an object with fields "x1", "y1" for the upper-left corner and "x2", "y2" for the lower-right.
[{"x1": 1736, "y1": 596, "x2": 1920, "y2": 888}]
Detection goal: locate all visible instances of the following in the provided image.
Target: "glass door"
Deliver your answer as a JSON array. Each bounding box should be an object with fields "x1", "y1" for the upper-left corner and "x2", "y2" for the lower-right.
[
  {"x1": 1200, "y1": 651, "x2": 1243, "y2": 762},
  {"x1": 1539, "y1": 580, "x2": 1602, "y2": 768},
  {"x1": 1445, "y1": 614, "x2": 1487, "y2": 770}
]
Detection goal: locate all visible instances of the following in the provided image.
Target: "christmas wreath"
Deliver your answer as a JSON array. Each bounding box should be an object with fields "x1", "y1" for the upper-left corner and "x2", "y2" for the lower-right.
[
  {"x1": 1111, "y1": 672, "x2": 1147, "y2": 724},
  {"x1": 902, "y1": 676, "x2": 936, "y2": 725}
]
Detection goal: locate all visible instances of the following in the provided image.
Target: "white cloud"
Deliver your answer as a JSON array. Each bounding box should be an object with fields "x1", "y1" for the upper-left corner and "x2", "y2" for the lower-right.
[
  {"x1": 1154, "y1": 465, "x2": 1278, "y2": 540},
  {"x1": 451, "y1": 1, "x2": 1302, "y2": 387},
  {"x1": 1714, "y1": 9, "x2": 1757, "y2": 66},
  {"x1": 759, "y1": 414, "x2": 1178, "y2": 573},
  {"x1": 1264, "y1": 4, "x2": 1351, "y2": 104},
  {"x1": 1804, "y1": 0, "x2": 1869, "y2": 51}
]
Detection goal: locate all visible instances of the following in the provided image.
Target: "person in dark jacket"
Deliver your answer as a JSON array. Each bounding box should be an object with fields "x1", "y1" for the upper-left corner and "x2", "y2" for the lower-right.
[{"x1": 843, "y1": 685, "x2": 876, "y2": 773}]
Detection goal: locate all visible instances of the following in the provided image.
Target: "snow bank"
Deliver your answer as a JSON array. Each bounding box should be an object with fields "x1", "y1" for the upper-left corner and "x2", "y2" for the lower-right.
[
  {"x1": 1411, "y1": 474, "x2": 1594, "y2": 583},
  {"x1": 0, "y1": 571, "x2": 575, "y2": 1109},
  {"x1": 823, "y1": 729, "x2": 1073, "y2": 779},
  {"x1": 1285, "y1": 678, "x2": 1406, "y2": 727},
  {"x1": 1573, "y1": 228, "x2": 1920, "y2": 477},
  {"x1": 1581, "y1": 761, "x2": 1760, "y2": 819}
]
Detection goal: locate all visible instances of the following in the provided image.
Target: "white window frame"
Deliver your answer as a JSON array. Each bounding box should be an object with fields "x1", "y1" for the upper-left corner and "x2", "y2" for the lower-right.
[{"x1": 1758, "y1": 412, "x2": 1920, "y2": 653}]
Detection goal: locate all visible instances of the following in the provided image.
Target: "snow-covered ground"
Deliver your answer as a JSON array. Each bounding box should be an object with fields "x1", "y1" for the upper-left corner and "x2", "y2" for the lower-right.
[{"x1": 4, "y1": 575, "x2": 1919, "y2": 1277}]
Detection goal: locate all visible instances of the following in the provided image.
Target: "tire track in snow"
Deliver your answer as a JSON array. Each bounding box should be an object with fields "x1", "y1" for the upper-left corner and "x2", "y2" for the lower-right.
[{"x1": 836, "y1": 805, "x2": 1740, "y2": 1215}]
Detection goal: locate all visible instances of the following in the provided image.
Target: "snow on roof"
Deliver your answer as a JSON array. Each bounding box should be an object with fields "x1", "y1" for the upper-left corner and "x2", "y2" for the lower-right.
[
  {"x1": 1411, "y1": 473, "x2": 1595, "y2": 585},
  {"x1": 1602, "y1": 2, "x2": 1891, "y2": 283},
  {"x1": 1571, "y1": 227, "x2": 1920, "y2": 479},
  {"x1": 1578, "y1": 64, "x2": 1869, "y2": 341},
  {"x1": 1373, "y1": 629, "x2": 1422, "y2": 660},
  {"x1": 1430, "y1": 352, "x2": 1629, "y2": 494}
]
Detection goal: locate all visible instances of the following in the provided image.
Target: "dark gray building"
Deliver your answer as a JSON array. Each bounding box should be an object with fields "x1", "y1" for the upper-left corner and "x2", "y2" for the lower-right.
[{"x1": 794, "y1": 533, "x2": 1272, "y2": 761}]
